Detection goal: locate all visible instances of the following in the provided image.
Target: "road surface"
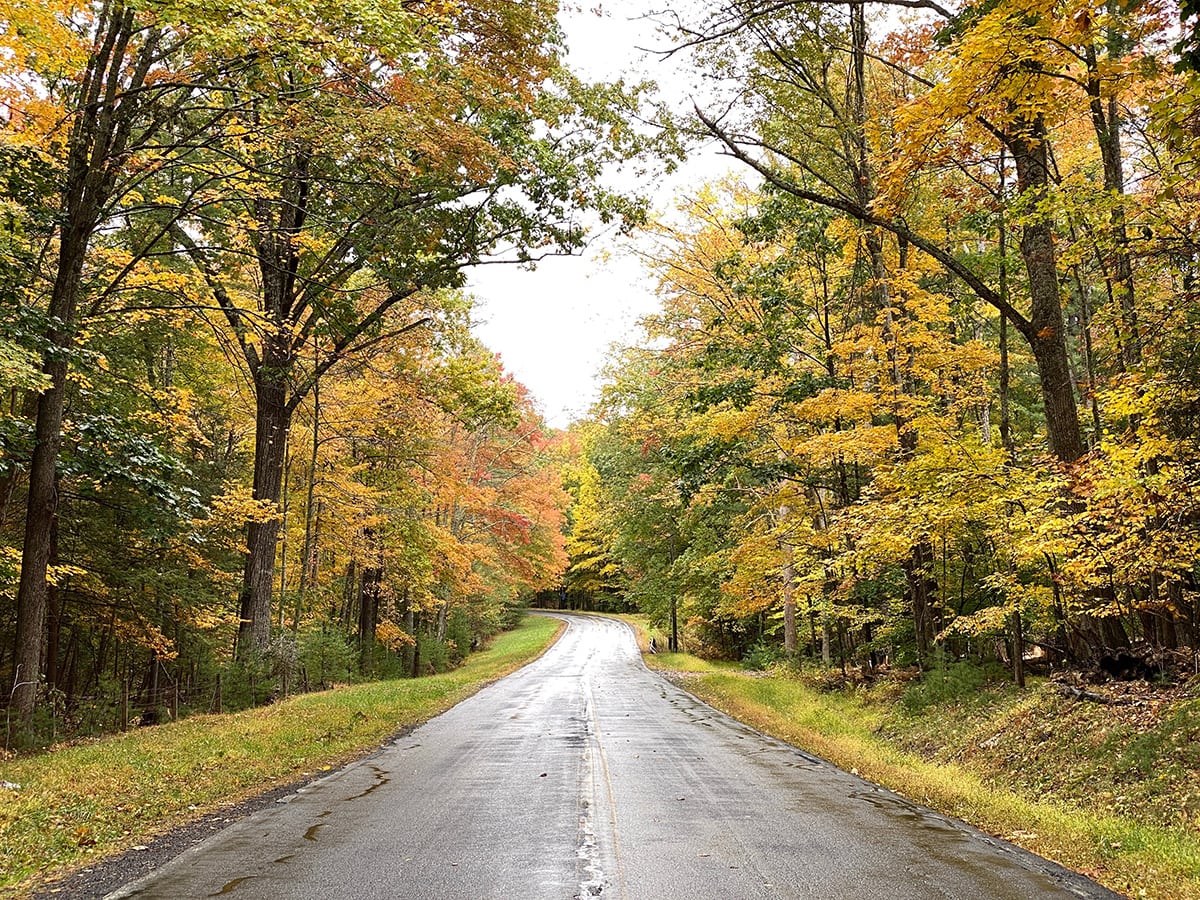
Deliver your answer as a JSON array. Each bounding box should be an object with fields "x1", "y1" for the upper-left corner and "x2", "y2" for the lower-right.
[{"x1": 108, "y1": 613, "x2": 1120, "y2": 899}]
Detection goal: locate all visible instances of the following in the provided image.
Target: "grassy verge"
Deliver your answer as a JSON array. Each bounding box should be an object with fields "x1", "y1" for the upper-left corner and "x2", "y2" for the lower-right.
[
  {"x1": 619, "y1": 615, "x2": 1200, "y2": 900},
  {"x1": 0, "y1": 614, "x2": 563, "y2": 893}
]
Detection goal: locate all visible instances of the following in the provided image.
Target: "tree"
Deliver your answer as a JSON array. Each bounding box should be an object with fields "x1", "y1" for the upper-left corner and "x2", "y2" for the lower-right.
[
  {"x1": 2, "y1": 0, "x2": 236, "y2": 721},
  {"x1": 671, "y1": 0, "x2": 1088, "y2": 463},
  {"x1": 167, "y1": 2, "x2": 656, "y2": 656}
]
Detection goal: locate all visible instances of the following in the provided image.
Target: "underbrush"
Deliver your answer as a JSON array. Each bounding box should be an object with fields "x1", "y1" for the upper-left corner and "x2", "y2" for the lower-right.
[
  {"x1": 883, "y1": 674, "x2": 1200, "y2": 834},
  {"x1": 4, "y1": 612, "x2": 503, "y2": 754}
]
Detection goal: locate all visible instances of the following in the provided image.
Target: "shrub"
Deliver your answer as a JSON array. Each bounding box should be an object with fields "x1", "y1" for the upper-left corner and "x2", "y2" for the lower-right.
[
  {"x1": 902, "y1": 651, "x2": 1005, "y2": 713},
  {"x1": 743, "y1": 640, "x2": 783, "y2": 671},
  {"x1": 298, "y1": 629, "x2": 355, "y2": 689}
]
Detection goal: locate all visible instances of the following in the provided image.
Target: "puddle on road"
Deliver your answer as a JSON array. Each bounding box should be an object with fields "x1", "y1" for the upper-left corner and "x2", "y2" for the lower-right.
[
  {"x1": 343, "y1": 765, "x2": 391, "y2": 801},
  {"x1": 849, "y1": 790, "x2": 963, "y2": 837},
  {"x1": 209, "y1": 875, "x2": 256, "y2": 896},
  {"x1": 303, "y1": 823, "x2": 325, "y2": 842}
]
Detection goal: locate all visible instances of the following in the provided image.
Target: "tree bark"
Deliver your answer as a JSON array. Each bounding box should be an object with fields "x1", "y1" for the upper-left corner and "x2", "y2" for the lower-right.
[
  {"x1": 779, "y1": 505, "x2": 797, "y2": 656},
  {"x1": 1084, "y1": 25, "x2": 1140, "y2": 367},
  {"x1": 11, "y1": 225, "x2": 91, "y2": 720},
  {"x1": 1012, "y1": 608, "x2": 1026, "y2": 688},
  {"x1": 1009, "y1": 114, "x2": 1086, "y2": 464},
  {"x1": 357, "y1": 563, "x2": 382, "y2": 673},
  {"x1": 236, "y1": 359, "x2": 291, "y2": 657},
  {"x1": 781, "y1": 559, "x2": 797, "y2": 656},
  {"x1": 907, "y1": 540, "x2": 936, "y2": 667},
  {"x1": 410, "y1": 614, "x2": 421, "y2": 678},
  {"x1": 44, "y1": 515, "x2": 61, "y2": 693},
  {"x1": 297, "y1": 367, "x2": 321, "y2": 614}
]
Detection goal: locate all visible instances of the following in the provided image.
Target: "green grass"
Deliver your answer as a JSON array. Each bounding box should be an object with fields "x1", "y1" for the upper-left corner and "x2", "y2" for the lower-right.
[
  {"x1": 0, "y1": 615, "x2": 562, "y2": 894},
  {"x1": 610, "y1": 613, "x2": 738, "y2": 674},
  {"x1": 618, "y1": 616, "x2": 1200, "y2": 900}
]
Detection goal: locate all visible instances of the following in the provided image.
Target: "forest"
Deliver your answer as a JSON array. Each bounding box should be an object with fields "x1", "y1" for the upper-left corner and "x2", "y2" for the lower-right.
[
  {"x1": 4, "y1": 0, "x2": 1200, "y2": 754},
  {"x1": 0, "y1": 0, "x2": 669, "y2": 747},
  {"x1": 561, "y1": 0, "x2": 1200, "y2": 686}
]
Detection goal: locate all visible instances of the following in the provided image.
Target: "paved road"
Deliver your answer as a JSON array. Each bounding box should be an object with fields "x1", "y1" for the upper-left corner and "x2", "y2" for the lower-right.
[{"x1": 108, "y1": 614, "x2": 1120, "y2": 900}]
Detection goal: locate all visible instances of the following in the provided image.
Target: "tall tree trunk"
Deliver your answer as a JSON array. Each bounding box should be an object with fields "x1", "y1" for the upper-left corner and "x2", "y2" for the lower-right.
[
  {"x1": 669, "y1": 596, "x2": 679, "y2": 654},
  {"x1": 778, "y1": 504, "x2": 797, "y2": 656},
  {"x1": 357, "y1": 558, "x2": 382, "y2": 674},
  {"x1": 237, "y1": 360, "x2": 292, "y2": 657},
  {"x1": 410, "y1": 614, "x2": 421, "y2": 678},
  {"x1": 1084, "y1": 25, "x2": 1140, "y2": 368},
  {"x1": 1011, "y1": 608, "x2": 1026, "y2": 688},
  {"x1": 9, "y1": 4, "x2": 159, "y2": 721},
  {"x1": 1071, "y1": 271, "x2": 1103, "y2": 444},
  {"x1": 907, "y1": 541, "x2": 936, "y2": 667},
  {"x1": 781, "y1": 548, "x2": 797, "y2": 657},
  {"x1": 61, "y1": 628, "x2": 80, "y2": 704},
  {"x1": 1009, "y1": 115, "x2": 1085, "y2": 464},
  {"x1": 297, "y1": 370, "x2": 321, "y2": 610},
  {"x1": 998, "y1": 152, "x2": 1015, "y2": 458},
  {"x1": 277, "y1": 449, "x2": 291, "y2": 628},
  {"x1": 44, "y1": 514, "x2": 61, "y2": 694},
  {"x1": 11, "y1": 231, "x2": 89, "y2": 720},
  {"x1": 402, "y1": 588, "x2": 416, "y2": 674}
]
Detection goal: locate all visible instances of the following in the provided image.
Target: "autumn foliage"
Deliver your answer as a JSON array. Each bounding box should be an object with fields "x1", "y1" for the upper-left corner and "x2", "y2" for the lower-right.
[
  {"x1": 562, "y1": 0, "x2": 1200, "y2": 681},
  {"x1": 0, "y1": 0, "x2": 646, "y2": 743}
]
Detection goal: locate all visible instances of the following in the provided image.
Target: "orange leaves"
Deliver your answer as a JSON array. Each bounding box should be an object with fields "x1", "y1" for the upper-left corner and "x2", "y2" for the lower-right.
[
  {"x1": 375, "y1": 619, "x2": 416, "y2": 651},
  {"x1": 275, "y1": 314, "x2": 567, "y2": 627}
]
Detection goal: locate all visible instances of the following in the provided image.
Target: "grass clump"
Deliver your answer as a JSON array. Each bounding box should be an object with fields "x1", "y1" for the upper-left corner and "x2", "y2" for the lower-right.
[
  {"x1": 0, "y1": 614, "x2": 562, "y2": 894},
  {"x1": 612, "y1": 613, "x2": 738, "y2": 675}
]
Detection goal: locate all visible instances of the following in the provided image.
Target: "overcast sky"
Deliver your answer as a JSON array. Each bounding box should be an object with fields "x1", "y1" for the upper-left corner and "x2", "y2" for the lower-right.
[{"x1": 467, "y1": 2, "x2": 734, "y2": 429}]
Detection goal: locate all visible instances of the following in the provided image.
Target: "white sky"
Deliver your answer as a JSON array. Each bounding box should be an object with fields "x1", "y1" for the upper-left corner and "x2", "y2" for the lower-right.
[{"x1": 467, "y1": 2, "x2": 734, "y2": 429}]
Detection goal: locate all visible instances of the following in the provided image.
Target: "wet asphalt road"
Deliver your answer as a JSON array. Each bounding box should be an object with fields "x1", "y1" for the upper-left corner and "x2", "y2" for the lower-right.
[{"x1": 107, "y1": 613, "x2": 1121, "y2": 900}]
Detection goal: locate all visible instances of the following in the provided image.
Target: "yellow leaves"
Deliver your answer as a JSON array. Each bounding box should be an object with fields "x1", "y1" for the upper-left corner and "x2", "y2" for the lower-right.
[
  {"x1": 208, "y1": 489, "x2": 281, "y2": 528},
  {"x1": 183, "y1": 608, "x2": 235, "y2": 632},
  {"x1": 375, "y1": 620, "x2": 416, "y2": 651},
  {"x1": 878, "y1": 0, "x2": 1144, "y2": 211},
  {"x1": 703, "y1": 405, "x2": 760, "y2": 442},
  {"x1": 794, "y1": 388, "x2": 879, "y2": 426},
  {"x1": 112, "y1": 619, "x2": 178, "y2": 660},
  {"x1": 45, "y1": 564, "x2": 87, "y2": 588},
  {"x1": 940, "y1": 600, "x2": 1019, "y2": 640}
]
